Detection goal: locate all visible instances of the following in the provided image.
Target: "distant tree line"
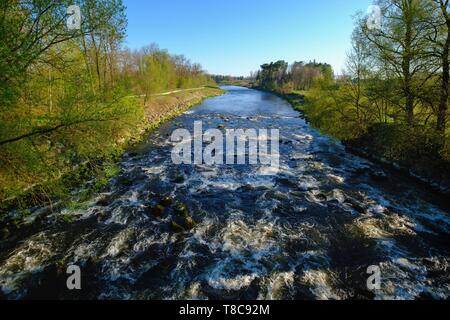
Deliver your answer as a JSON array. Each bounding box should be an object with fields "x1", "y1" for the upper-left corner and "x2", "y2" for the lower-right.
[
  {"x1": 122, "y1": 44, "x2": 214, "y2": 103},
  {"x1": 211, "y1": 75, "x2": 246, "y2": 84},
  {"x1": 254, "y1": 60, "x2": 333, "y2": 91}
]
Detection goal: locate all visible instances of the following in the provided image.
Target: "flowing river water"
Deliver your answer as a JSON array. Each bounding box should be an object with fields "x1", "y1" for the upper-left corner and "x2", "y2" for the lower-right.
[{"x1": 0, "y1": 86, "x2": 449, "y2": 300}]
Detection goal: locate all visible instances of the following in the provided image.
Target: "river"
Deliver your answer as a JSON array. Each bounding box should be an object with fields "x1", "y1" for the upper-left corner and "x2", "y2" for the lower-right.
[{"x1": 0, "y1": 86, "x2": 449, "y2": 300}]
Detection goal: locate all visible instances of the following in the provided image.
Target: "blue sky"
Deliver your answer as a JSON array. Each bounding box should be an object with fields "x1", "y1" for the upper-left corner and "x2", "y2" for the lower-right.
[{"x1": 123, "y1": 0, "x2": 373, "y2": 76}]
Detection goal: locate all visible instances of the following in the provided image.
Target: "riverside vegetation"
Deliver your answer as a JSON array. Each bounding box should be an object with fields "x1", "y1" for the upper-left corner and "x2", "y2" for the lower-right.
[
  {"x1": 250, "y1": 0, "x2": 450, "y2": 192},
  {"x1": 0, "y1": 0, "x2": 449, "y2": 301},
  {"x1": 0, "y1": 0, "x2": 221, "y2": 213}
]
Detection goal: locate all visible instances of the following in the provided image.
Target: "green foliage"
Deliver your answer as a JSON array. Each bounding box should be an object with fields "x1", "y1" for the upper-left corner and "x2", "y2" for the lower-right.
[
  {"x1": 255, "y1": 60, "x2": 333, "y2": 92},
  {"x1": 0, "y1": 1, "x2": 216, "y2": 205},
  {"x1": 58, "y1": 213, "x2": 76, "y2": 224},
  {"x1": 0, "y1": 0, "x2": 74, "y2": 107},
  {"x1": 300, "y1": 0, "x2": 450, "y2": 185},
  {"x1": 130, "y1": 45, "x2": 215, "y2": 98},
  {"x1": 258, "y1": 60, "x2": 289, "y2": 90},
  {"x1": 250, "y1": 0, "x2": 449, "y2": 186},
  {"x1": 303, "y1": 72, "x2": 365, "y2": 140},
  {"x1": 349, "y1": 123, "x2": 450, "y2": 183}
]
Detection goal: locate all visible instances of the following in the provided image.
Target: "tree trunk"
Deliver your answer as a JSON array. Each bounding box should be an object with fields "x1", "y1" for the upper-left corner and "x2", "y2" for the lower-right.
[
  {"x1": 403, "y1": 6, "x2": 415, "y2": 125},
  {"x1": 90, "y1": 32, "x2": 102, "y2": 93},
  {"x1": 437, "y1": 18, "x2": 450, "y2": 133}
]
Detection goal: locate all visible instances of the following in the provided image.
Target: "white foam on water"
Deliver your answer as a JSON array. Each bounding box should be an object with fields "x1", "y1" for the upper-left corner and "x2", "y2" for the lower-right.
[
  {"x1": 132, "y1": 233, "x2": 168, "y2": 253},
  {"x1": 355, "y1": 217, "x2": 391, "y2": 239},
  {"x1": 330, "y1": 189, "x2": 346, "y2": 203},
  {"x1": 0, "y1": 233, "x2": 59, "y2": 297},
  {"x1": 297, "y1": 175, "x2": 320, "y2": 190},
  {"x1": 261, "y1": 271, "x2": 295, "y2": 300},
  {"x1": 373, "y1": 257, "x2": 448, "y2": 300},
  {"x1": 181, "y1": 282, "x2": 205, "y2": 300},
  {"x1": 305, "y1": 190, "x2": 328, "y2": 206},
  {"x1": 103, "y1": 229, "x2": 134, "y2": 258},
  {"x1": 71, "y1": 237, "x2": 104, "y2": 263},
  {"x1": 0, "y1": 233, "x2": 56, "y2": 273},
  {"x1": 257, "y1": 166, "x2": 280, "y2": 176},
  {"x1": 394, "y1": 258, "x2": 421, "y2": 271},
  {"x1": 293, "y1": 133, "x2": 314, "y2": 142},
  {"x1": 128, "y1": 191, "x2": 139, "y2": 203},
  {"x1": 208, "y1": 273, "x2": 258, "y2": 291},
  {"x1": 300, "y1": 269, "x2": 340, "y2": 300},
  {"x1": 328, "y1": 174, "x2": 345, "y2": 184},
  {"x1": 290, "y1": 153, "x2": 314, "y2": 161},
  {"x1": 197, "y1": 217, "x2": 289, "y2": 293},
  {"x1": 105, "y1": 207, "x2": 130, "y2": 225},
  {"x1": 218, "y1": 219, "x2": 281, "y2": 257},
  {"x1": 368, "y1": 204, "x2": 387, "y2": 215},
  {"x1": 143, "y1": 165, "x2": 166, "y2": 175}
]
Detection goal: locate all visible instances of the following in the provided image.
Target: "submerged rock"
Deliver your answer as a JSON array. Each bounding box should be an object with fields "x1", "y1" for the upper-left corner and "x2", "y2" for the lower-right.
[
  {"x1": 170, "y1": 217, "x2": 195, "y2": 233},
  {"x1": 95, "y1": 209, "x2": 109, "y2": 222},
  {"x1": 369, "y1": 170, "x2": 389, "y2": 182},
  {"x1": 118, "y1": 176, "x2": 133, "y2": 187},
  {"x1": 171, "y1": 220, "x2": 185, "y2": 233},
  {"x1": 184, "y1": 216, "x2": 196, "y2": 229},
  {"x1": 174, "y1": 203, "x2": 189, "y2": 217},
  {"x1": 96, "y1": 194, "x2": 114, "y2": 207},
  {"x1": 150, "y1": 205, "x2": 165, "y2": 217},
  {"x1": 343, "y1": 198, "x2": 366, "y2": 214},
  {"x1": 159, "y1": 197, "x2": 174, "y2": 207},
  {"x1": 281, "y1": 139, "x2": 293, "y2": 145},
  {"x1": 277, "y1": 177, "x2": 298, "y2": 188},
  {"x1": 315, "y1": 193, "x2": 328, "y2": 202},
  {"x1": 170, "y1": 202, "x2": 196, "y2": 232},
  {"x1": 172, "y1": 175, "x2": 185, "y2": 184}
]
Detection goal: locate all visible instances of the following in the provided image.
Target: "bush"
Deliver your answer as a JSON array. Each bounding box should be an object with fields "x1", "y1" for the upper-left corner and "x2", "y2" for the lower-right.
[{"x1": 346, "y1": 123, "x2": 450, "y2": 186}]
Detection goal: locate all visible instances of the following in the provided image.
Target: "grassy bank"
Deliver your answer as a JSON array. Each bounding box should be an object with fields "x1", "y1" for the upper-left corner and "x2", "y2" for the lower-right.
[
  {"x1": 0, "y1": 87, "x2": 223, "y2": 213},
  {"x1": 142, "y1": 87, "x2": 223, "y2": 129},
  {"x1": 255, "y1": 87, "x2": 450, "y2": 194}
]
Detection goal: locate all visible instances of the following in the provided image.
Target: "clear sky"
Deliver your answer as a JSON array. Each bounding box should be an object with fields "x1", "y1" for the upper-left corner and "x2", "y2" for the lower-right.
[{"x1": 123, "y1": 0, "x2": 373, "y2": 77}]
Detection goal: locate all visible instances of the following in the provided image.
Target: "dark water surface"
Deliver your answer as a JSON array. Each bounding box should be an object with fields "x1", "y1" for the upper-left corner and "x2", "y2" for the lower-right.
[{"x1": 1, "y1": 86, "x2": 449, "y2": 300}]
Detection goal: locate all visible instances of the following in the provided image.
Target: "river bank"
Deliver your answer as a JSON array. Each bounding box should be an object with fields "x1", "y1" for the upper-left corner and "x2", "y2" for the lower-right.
[
  {"x1": 0, "y1": 87, "x2": 224, "y2": 232},
  {"x1": 249, "y1": 86, "x2": 450, "y2": 197}
]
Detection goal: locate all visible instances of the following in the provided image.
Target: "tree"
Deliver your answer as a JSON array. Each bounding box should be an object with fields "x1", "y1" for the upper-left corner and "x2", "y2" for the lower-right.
[
  {"x1": 362, "y1": 0, "x2": 432, "y2": 125},
  {"x1": 0, "y1": 0, "x2": 78, "y2": 107},
  {"x1": 425, "y1": 0, "x2": 450, "y2": 132},
  {"x1": 257, "y1": 61, "x2": 289, "y2": 90},
  {"x1": 343, "y1": 30, "x2": 374, "y2": 129},
  {"x1": 79, "y1": 0, "x2": 127, "y2": 94}
]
